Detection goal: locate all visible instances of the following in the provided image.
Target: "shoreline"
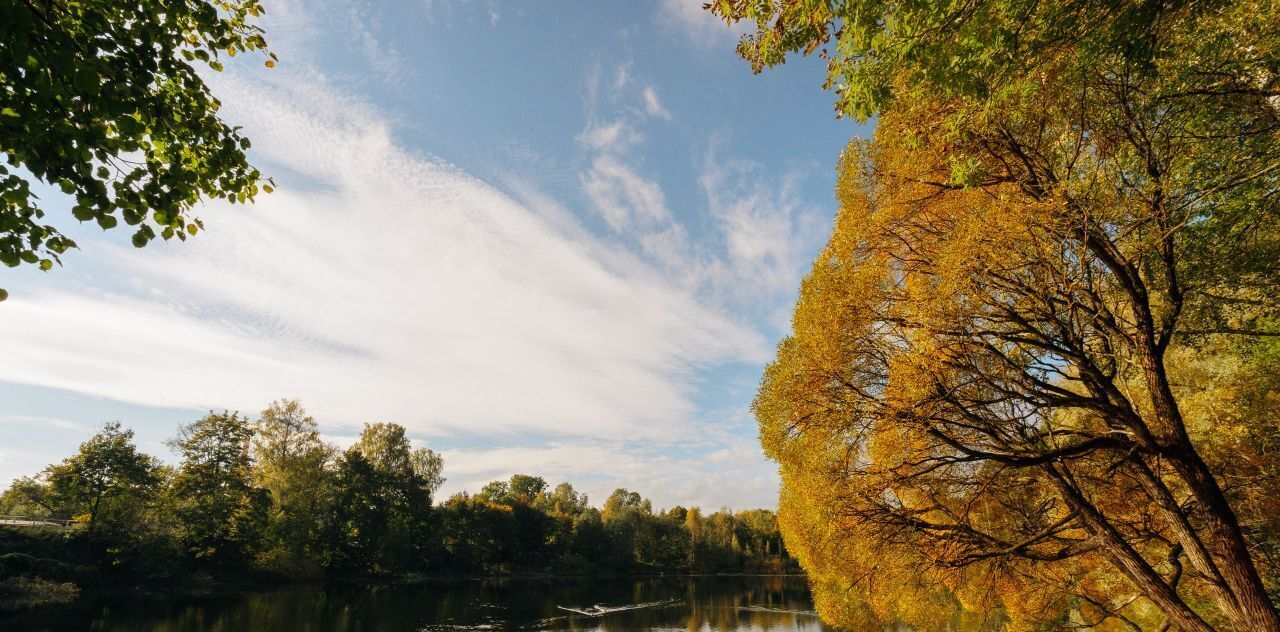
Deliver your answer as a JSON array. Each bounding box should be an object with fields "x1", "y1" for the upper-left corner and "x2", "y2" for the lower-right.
[{"x1": 2, "y1": 571, "x2": 811, "y2": 615}]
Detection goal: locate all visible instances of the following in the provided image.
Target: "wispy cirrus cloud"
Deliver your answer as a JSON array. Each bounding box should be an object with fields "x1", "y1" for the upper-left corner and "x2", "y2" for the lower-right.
[
  {"x1": 0, "y1": 71, "x2": 766, "y2": 444},
  {"x1": 0, "y1": 0, "x2": 837, "y2": 511},
  {"x1": 698, "y1": 141, "x2": 825, "y2": 306},
  {"x1": 577, "y1": 120, "x2": 642, "y2": 153},
  {"x1": 0, "y1": 415, "x2": 92, "y2": 434},
  {"x1": 656, "y1": 0, "x2": 749, "y2": 47},
  {"x1": 642, "y1": 86, "x2": 671, "y2": 120},
  {"x1": 581, "y1": 155, "x2": 671, "y2": 232},
  {"x1": 575, "y1": 61, "x2": 825, "y2": 319},
  {"x1": 438, "y1": 431, "x2": 779, "y2": 510}
]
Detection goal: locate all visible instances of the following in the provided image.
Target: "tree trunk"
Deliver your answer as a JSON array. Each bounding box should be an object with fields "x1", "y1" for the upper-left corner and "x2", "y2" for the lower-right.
[
  {"x1": 1047, "y1": 465, "x2": 1217, "y2": 632},
  {"x1": 1134, "y1": 325, "x2": 1280, "y2": 629},
  {"x1": 1167, "y1": 448, "x2": 1280, "y2": 631}
]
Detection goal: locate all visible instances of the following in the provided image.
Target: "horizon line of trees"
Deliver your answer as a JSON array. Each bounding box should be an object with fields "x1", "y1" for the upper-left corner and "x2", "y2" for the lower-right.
[{"x1": 0, "y1": 399, "x2": 795, "y2": 608}]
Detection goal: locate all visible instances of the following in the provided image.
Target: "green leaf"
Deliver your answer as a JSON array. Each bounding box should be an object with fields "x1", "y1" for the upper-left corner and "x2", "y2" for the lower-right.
[
  {"x1": 0, "y1": 0, "x2": 272, "y2": 277},
  {"x1": 71, "y1": 205, "x2": 95, "y2": 221},
  {"x1": 73, "y1": 68, "x2": 99, "y2": 93},
  {"x1": 117, "y1": 116, "x2": 142, "y2": 136},
  {"x1": 0, "y1": 288, "x2": 7, "y2": 302}
]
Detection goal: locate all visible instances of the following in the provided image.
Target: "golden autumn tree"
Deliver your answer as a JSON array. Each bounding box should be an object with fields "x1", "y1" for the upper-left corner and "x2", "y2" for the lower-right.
[{"x1": 736, "y1": 2, "x2": 1280, "y2": 629}]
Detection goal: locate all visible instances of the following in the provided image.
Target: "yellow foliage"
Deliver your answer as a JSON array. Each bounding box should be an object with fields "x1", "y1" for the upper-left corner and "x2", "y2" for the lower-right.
[{"x1": 757, "y1": 72, "x2": 1280, "y2": 628}]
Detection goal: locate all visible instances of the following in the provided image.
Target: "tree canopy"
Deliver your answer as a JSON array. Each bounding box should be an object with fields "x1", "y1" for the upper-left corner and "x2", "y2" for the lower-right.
[
  {"x1": 168, "y1": 411, "x2": 268, "y2": 565},
  {"x1": 0, "y1": 0, "x2": 275, "y2": 300},
  {"x1": 25, "y1": 423, "x2": 159, "y2": 541},
  {"x1": 0, "y1": 403, "x2": 796, "y2": 601},
  {"x1": 732, "y1": 0, "x2": 1280, "y2": 629},
  {"x1": 709, "y1": 0, "x2": 1280, "y2": 122}
]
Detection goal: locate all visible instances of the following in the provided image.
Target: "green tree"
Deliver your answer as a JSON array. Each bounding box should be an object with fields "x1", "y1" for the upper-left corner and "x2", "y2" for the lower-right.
[
  {"x1": 410, "y1": 447, "x2": 445, "y2": 499},
  {"x1": 476, "y1": 480, "x2": 511, "y2": 505},
  {"x1": 569, "y1": 507, "x2": 611, "y2": 567},
  {"x1": 601, "y1": 488, "x2": 650, "y2": 523},
  {"x1": 353, "y1": 422, "x2": 412, "y2": 475},
  {"x1": 0, "y1": 476, "x2": 52, "y2": 517},
  {"x1": 600, "y1": 488, "x2": 656, "y2": 570},
  {"x1": 0, "y1": 0, "x2": 276, "y2": 299},
  {"x1": 250, "y1": 399, "x2": 333, "y2": 572},
  {"x1": 435, "y1": 492, "x2": 520, "y2": 573},
  {"x1": 44, "y1": 422, "x2": 160, "y2": 540},
  {"x1": 323, "y1": 422, "x2": 436, "y2": 572},
  {"x1": 468, "y1": 475, "x2": 553, "y2": 569},
  {"x1": 321, "y1": 449, "x2": 386, "y2": 572},
  {"x1": 506, "y1": 474, "x2": 547, "y2": 506},
  {"x1": 168, "y1": 411, "x2": 268, "y2": 565},
  {"x1": 533, "y1": 482, "x2": 588, "y2": 569},
  {"x1": 708, "y1": 0, "x2": 1280, "y2": 122},
  {"x1": 684, "y1": 507, "x2": 705, "y2": 570},
  {"x1": 536, "y1": 482, "x2": 589, "y2": 517}
]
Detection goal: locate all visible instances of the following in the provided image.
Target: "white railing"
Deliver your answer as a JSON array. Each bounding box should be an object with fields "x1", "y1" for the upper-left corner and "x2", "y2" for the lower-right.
[{"x1": 0, "y1": 515, "x2": 75, "y2": 528}]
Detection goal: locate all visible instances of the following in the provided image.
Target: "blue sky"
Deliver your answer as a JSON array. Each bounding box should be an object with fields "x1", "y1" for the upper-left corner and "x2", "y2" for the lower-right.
[{"x1": 0, "y1": 0, "x2": 867, "y2": 510}]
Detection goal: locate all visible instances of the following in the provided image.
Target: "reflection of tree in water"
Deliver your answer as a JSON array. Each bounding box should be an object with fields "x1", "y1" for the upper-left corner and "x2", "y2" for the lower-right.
[
  {"x1": 33, "y1": 575, "x2": 832, "y2": 632},
  {"x1": 680, "y1": 576, "x2": 820, "y2": 632},
  {"x1": 545, "y1": 576, "x2": 826, "y2": 632}
]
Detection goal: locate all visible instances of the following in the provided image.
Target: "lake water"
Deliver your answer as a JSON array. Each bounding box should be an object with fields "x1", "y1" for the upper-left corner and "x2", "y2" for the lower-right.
[{"x1": 1, "y1": 575, "x2": 833, "y2": 632}]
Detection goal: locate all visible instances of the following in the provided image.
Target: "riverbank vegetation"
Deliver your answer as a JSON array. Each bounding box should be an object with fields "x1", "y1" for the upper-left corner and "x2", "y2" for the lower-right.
[
  {"x1": 712, "y1": 0, "x2": 1280, "y2": 629},
  {"x1": 0, "y1": 400, "x2": 795, "y2": 610}
]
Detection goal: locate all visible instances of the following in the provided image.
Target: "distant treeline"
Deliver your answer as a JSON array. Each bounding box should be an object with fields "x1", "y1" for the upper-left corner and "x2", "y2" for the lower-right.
[{"x1": 0, "y1": 399, "x2": 795, "y2": 609}]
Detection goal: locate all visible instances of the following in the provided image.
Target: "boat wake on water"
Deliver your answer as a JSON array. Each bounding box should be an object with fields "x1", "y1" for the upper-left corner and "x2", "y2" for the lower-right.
[{"x1": 556, "y1": 599, "x2": 682, "y2": 617}]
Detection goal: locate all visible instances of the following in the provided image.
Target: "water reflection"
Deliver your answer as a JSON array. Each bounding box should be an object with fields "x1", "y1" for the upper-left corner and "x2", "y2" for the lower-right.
[{"x1": 0, "y1": 575, "x2": 835, "y2": 632}]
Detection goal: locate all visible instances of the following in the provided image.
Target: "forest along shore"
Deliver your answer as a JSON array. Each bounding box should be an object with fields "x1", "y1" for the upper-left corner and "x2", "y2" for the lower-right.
[{"x1": 0, "y1": 402, "x2": 799, "y2": 611}]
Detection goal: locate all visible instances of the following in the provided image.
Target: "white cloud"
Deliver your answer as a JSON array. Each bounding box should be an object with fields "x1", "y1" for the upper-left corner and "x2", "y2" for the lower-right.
[
  {"x1": 577, "y1": 120, "x2": 641, "y2": 153},
  {"x1": 657, "y1": 0, "x2": 749, "y2": 46},
  {"x1": 700, "y1": 150, "x2": 822, "y2": 301},
  {"x1": 578, "y1": 65, "x2": 668, "y2": 155},
  {"x1": 642, "y1": 86, "x2": 671, "y2": 120},
  {"x1": 576, "y1": 66, "x2": 705, "y2": 285},
  {"x1": 573, "y1": 66, "x2": 823, "y2": 317},
  {"x1": 0, "y1": 0, "x2": 824, "y2": 511},
  {"x1": 439, "y1": 436, "x2": 779, "y2": 510},
  {"x1": 0, "y1": 415, "x2": 92, "y2": 434},
  {"x1": 612, "y1": 63, "x2": 632, "y2": 92},
  {"x1": 581, "y1": 155, "x2": 670, "y2": 231},
  {"x1": 350, "y1": 9, "x2": 405, "y2": 85},
  {"x1": 419, "y1": 0, "x2": 500, "y2": 28},
  {"x1": 0, "y1": 73, "x2": 767, "y2": 443},
  {"x1": 259, "y1": 0, "x2": 406, "y2": 85}
]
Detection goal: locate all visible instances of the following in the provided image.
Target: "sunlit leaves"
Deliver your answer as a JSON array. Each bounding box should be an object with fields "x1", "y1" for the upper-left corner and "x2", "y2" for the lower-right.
[
  {"x1": 168, "y1": 411, "x2": 270, "y2": 564},
  {"x1": 749, "y1": 2, "x2": 1280, "y2": 620},
  {"x1": 0, "y1": 0, "x2": 275, "y2": 297}
]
